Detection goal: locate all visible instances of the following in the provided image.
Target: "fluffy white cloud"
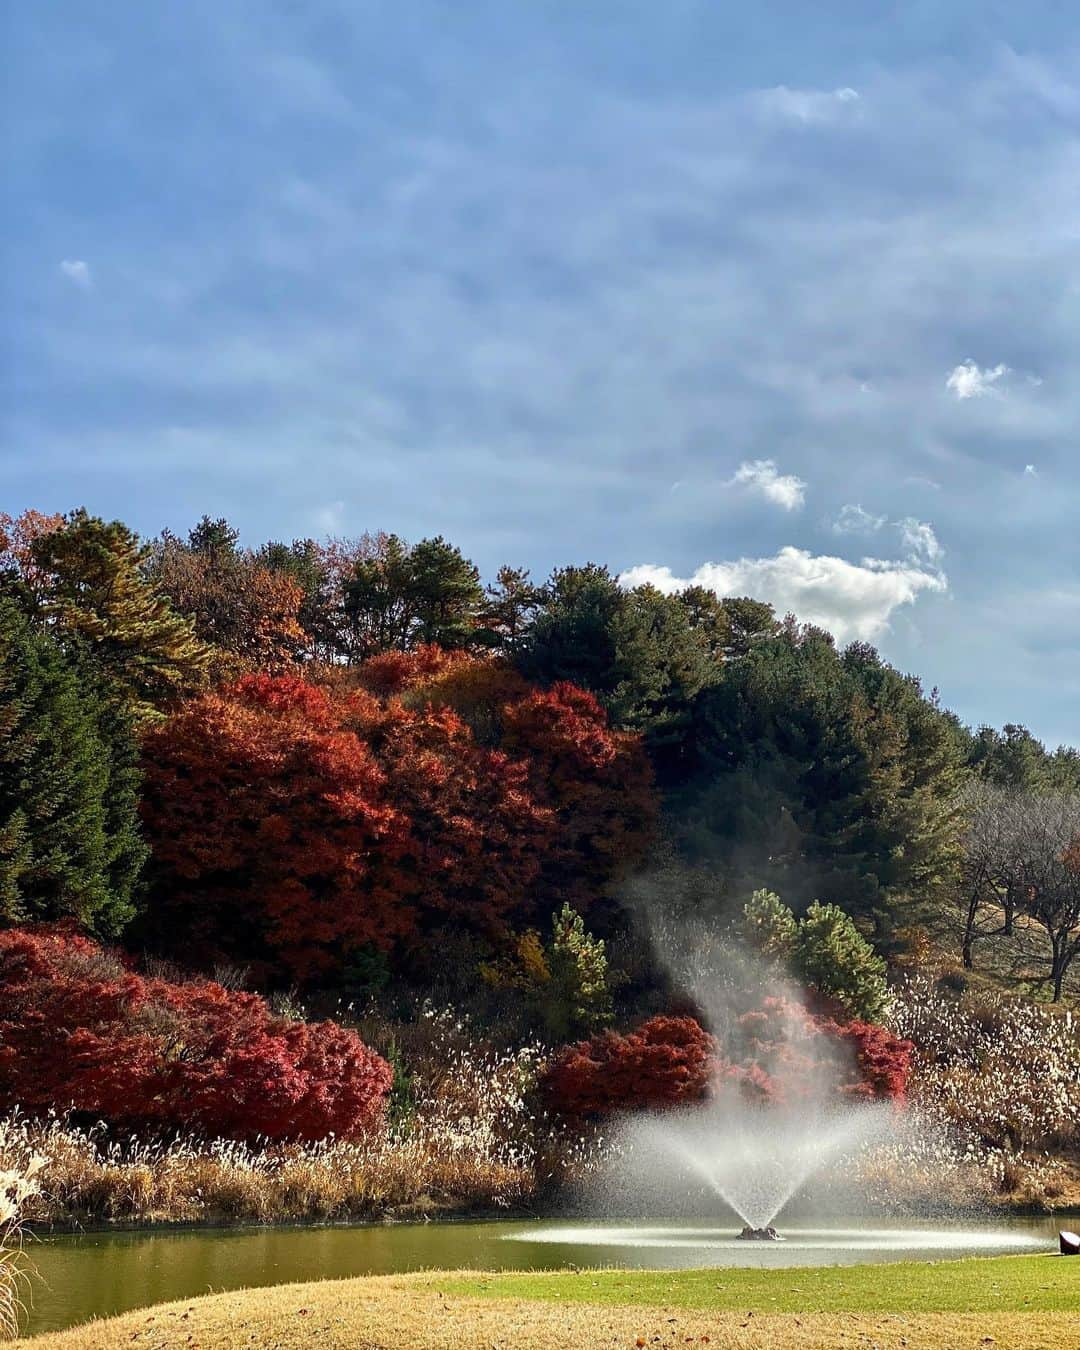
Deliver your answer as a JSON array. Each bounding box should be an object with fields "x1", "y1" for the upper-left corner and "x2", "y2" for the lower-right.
[
  {"x1": 59, "y1": 259, "x2": 92, "y2": 288},
  {"x1": 730, "y1": 459, "x2": 806, "y2": 511},
  {"x1": 946, "y1": 360, "x2": 1009, "y2": 399},
  {"x1": 1024, "y1": 463, "x2": 1038, "y2": 477},
  {"x1": 620, "y1": 547, "x2": 946, "y2": 644},
  {"x1": 832, "y1": 503, "x2": 886, "y2": 535},
  {"x1": 755, "y1": 85, "x2": 860, "y2": 124}
]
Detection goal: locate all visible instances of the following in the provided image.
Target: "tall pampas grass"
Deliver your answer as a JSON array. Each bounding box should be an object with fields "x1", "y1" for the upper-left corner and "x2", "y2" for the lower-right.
[{"x1": 0, "y1": 1153, "x2": 43, "y2": 1339}]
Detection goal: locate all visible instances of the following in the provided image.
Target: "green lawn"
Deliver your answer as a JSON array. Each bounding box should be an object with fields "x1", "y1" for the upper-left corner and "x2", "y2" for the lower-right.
[{"x1": 439, "y1": 1253, "x2": 1078, "y2": 1314}]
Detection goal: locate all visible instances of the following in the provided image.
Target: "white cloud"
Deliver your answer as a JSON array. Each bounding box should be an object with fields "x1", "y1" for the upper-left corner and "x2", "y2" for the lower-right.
[
  {"x1": 1024, "y1": 463, "x2": 1038, "y2": 477},
  {"x1": 832, "y1": 503, "x2": 886, "y2": 535},
  {"x1": 59, "y1": 259, "x2": 92, "y2": 289},
  {"x1": 898, "y1": 517, "x2": 943, "y2": 563},
  {"x1": 834, "y1": 507, "x2": 944, "y2": 563},
  {"x1": 946, "y1": 359, "x2": 1009, "y2": 399},
  {"x1": 730, "y1": 458, "x2": 806, "y2": 511},
  {"x1": 755, "y1": 85, "x2": 861, "y2": 124},
  {"x1": 620, "y1": 547, "x2": 946, "y2": 644}
]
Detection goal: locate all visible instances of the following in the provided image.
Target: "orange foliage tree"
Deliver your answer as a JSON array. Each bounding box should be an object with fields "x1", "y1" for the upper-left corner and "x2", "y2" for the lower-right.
[{"x1": 140, "y1": 661, "x2": 657, "y2": 983}]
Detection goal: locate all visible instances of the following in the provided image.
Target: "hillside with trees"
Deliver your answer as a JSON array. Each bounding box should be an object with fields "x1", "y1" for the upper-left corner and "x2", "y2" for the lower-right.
[{"x1": 1, "y1": 505, "x2": 1078, "y2": 1227}]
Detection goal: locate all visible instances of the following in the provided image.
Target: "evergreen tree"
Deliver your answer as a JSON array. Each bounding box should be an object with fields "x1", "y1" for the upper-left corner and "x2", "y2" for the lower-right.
[
  {"x1": 481, "y1": 565, "x2": 546, "y2": 652},
  {"x1": 30, "y1": 510, "x2": 212, "y2": 724},
  {"x1": 0, "y1": 590, "x2": 145, "y2": 932},
  {"x1": 738, "y1": 888, "x2": 798, "y2": 962},
  {"x1": 541, "y1": 902, "x2": 613, "y2": 1041},
  {"x1": 793, "y1": 901, "x2": 889, "y2": 1022},
  {"x1": 677, "y1": 627, "x2": 966, "y2": 932},
  {"x1": 342, "y1": 534, "x2": 485, "y2": 656},
  {"x1": 519, "y1": 566, "x2": 721, "y2": 769}
]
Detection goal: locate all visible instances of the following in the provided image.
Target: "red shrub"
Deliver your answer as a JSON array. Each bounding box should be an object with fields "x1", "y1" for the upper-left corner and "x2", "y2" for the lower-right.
[
  {"x1": 543, "y1": 999, "x2": 912, "y2": 1120},
  {"x1": 723, "y1": 997, "x2": 912, "y2": 1105},
  {"x1": 542, "y1": 1015, "x2": 718, "y2": 1118},
  {"x1": 0, "y1": 925, "x2": 392, "y2": 1141}
]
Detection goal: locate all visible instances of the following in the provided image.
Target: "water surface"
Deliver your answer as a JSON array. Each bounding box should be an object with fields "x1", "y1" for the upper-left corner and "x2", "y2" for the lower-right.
[{"x1": 25, "y1": 1215, "x2": 1067, "y2": 1337}]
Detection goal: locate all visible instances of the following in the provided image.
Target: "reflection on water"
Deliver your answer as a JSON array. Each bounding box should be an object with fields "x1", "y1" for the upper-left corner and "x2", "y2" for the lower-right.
[{"x1": 25, "y1": 1215, "x2": 1066, "y2": 1337}]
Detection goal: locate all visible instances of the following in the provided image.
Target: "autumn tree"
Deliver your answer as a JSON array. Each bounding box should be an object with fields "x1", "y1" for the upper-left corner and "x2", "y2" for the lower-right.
[
  {"x1": 500, "y1": 681, "x2": 657, "y2": 908},
  {"x1": 258, "y1": 537, "x2": 336, "y2": 660},
  {"x1": 138, "y1": 674, "x2": 407, "y2": 981},
  {"x1": 28, "y1": 510, "x2": 212, "y2": 723},
  {"x1": 151, "y1": 517, "x2": 305, "y2": 678},
  {"x1": 0, "y1": 590, "x2": 145, "y2": 933}
]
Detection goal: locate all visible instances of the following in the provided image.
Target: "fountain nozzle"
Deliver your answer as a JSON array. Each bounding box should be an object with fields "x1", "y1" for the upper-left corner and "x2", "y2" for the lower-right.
[{"x1": 736, "y1": 1225, "x2": 784, "y2": 1242}]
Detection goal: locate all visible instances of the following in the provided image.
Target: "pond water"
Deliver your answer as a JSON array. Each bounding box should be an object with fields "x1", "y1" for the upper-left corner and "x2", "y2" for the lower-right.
[{"x1": 24, "y1": 1215, "x2": 1068, "y2": 1337}]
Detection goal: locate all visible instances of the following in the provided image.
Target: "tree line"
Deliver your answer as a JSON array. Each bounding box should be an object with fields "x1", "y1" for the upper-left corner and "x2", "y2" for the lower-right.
[{"x1": 1, "y1": 507, "x2": 1078, "y2": 1001}]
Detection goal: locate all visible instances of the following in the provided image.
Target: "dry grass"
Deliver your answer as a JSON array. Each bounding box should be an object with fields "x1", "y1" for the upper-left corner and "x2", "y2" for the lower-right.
[
  {"x1": 23, "y1": 1268, "x2": 1078, "y2": 1349},
  {"x1": 880, "y1": 976, "x2": 1080, "y2": 1212},
  {"x1": 0, "y1": 1115, "x2": 537, "y2": 1227},
  {"x1": 0, "y1": 1153, "x2": 43, "y2": 1340}
]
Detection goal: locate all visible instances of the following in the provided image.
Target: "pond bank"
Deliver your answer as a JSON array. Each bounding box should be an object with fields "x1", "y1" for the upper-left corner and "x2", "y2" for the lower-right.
[{"x1": 20, "y1": 1215, "x2": 1073, "y2": 1338}]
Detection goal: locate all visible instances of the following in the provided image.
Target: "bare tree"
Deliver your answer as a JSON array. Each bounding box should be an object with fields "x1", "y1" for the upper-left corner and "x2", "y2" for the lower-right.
[{"x1": 956, "y1": 785, "x2": 1080, "y2": 1000}]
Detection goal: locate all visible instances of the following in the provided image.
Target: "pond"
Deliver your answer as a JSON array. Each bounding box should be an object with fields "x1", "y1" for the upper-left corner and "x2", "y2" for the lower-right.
[{"x1": 24, "y1": 1215, "x2": 1069, "y2": 1337}]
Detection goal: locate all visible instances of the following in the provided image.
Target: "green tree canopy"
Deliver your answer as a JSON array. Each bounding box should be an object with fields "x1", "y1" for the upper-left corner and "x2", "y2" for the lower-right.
[
  {"x1": 30, "y1": 510, "x2": 212, "y2": 723},
  {"x1": 342, "y1": 534, "x2": 484, "y2": 656},
  {"x1": 0, "y1": 589, "x2": 146, "y2": 933},
  {"x1": 675, "y1": 627, "x2": 967, "y2": 933},
  {"x1": 793, "y1": 900, "x2": 889, "y2": 1021},
  {"x1": 518, "y1": 565, "x2": 723, "y2": 771}
]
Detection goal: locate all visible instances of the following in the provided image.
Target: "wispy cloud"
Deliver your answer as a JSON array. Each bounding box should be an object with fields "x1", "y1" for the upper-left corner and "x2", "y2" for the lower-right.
[
  {"x1": 946, "y1": 360, "x2": 1009, "y2": 399},
  {"x1": 898, "y1": 518, "x2": 943, "y2": 563},
  {"x1": 621, "y1": 546, "x2": 946, "y2": 645},
  {"x1": 754, "y1": 85, "x2": 861, "y2": 124},
  {"x1": 730, "y1": 459, "x2": 806, "y2": 512},
  {"x1": 832, "y1": 504, "x2": 886, "y2": 535},
  {"x1": 58, "y1": 259, "x2": 91, "y2": 289}
]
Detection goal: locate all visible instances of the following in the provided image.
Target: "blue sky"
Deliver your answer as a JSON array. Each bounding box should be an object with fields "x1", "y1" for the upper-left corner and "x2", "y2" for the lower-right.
[{"x1": 3, "y1": 3, "x2": 1079, "y2": 744}]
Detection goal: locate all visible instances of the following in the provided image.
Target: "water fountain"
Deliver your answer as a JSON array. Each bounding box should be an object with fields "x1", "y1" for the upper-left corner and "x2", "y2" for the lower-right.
[{"x1": 614, "y1": 1094, "x2": 898, "y2": 1238}]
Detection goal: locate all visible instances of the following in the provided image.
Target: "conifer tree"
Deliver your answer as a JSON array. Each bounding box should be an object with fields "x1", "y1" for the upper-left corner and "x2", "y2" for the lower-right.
[
  {"x1": 0, "y1": 590, "x2": 145, "y2": 932},
  {"x1": 30, "y1": 510, "x2": 212, "y2": 723}
]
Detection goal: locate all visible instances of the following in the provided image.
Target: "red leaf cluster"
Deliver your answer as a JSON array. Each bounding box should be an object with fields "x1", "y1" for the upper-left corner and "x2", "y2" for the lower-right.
[
  {"x1": 0, "y1": 925, "x2": 392, "y2": 1141},
  {"x1": 541, "y1": 1015, "x2": 718, "y2": 1117},
  {"x1": 543, "y1": 1000, "x2": 912, "y2": 1120},
  {"x1": 141, "y1": 663, "x2": 656, "y2": 981}
]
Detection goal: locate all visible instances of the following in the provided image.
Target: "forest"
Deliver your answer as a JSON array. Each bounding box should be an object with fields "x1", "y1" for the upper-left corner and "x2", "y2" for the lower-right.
[{"x1": 1, "y1": 507, "x2": 1078, "y2": 1228}]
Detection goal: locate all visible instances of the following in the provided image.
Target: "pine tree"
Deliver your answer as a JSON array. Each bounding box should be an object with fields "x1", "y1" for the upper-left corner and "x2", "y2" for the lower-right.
[
  {"x1": 30, "y1": 510, "x2": 212, "y2": 723},
  {"x1": 793, "y1": 901, "x2": 889, "y2": 1022},
  {"x1": 541, "y1": 903, "x2": 613, "y2": 1040},
  {"x1": 0, "y1": 590, "x2": 145, "y2": 932}
]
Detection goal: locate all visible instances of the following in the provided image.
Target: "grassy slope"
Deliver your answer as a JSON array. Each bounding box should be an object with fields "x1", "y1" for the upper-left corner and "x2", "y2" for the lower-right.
[
  {"x1": 440, "y1": 1252, "x2": 1078, "y2": 1312},
  {"x1": 26, "y1": 1257, "x2": 1080, "y2": 1349}
]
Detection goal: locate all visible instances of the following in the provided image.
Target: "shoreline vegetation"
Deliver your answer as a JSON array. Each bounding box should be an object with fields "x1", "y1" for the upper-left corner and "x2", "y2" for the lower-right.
[
  {"x1": 24, "y1": 1258, "x2": 1080, "y2": 1349},
  {"x1": 4, "y1": 970, "x2": 1080, "y2": 1236}
]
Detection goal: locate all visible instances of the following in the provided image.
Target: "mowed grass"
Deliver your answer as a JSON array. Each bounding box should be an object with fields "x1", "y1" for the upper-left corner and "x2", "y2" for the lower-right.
[
  {"x1": 440, "y1": 1252, "x2": 1078, "y2": 1313},
  {"x1": 25, "y1": 1256, "x2": 1079, "y2": 1349}
]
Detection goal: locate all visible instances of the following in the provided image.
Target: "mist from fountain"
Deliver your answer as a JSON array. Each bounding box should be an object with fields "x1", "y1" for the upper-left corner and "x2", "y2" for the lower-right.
[{"x1": 605, "y1": 893, "x2": 906, "y2": 1233}]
